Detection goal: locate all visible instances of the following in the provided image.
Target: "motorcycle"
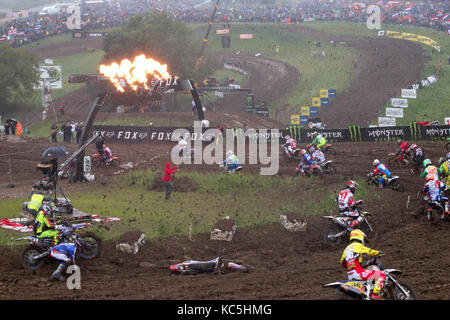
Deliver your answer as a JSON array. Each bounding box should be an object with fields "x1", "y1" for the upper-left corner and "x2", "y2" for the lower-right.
[
  {"x1": 91, "y1": 153, "x2": 120, "y2": 167},
  {"x1": 421, "y1": 196, "x2": 449, "y2": 223},
  {"x1": 296, "y1": 164, "x2": 323, "y2": 177},
  {"x1": 322, "y1": 201, "x2": 376, "y2": 246},
  {"x1": 320, "y1": 160, "x2": 337, "y2": 174},
  {"x1": 387, "y1": 152, "x2": 409, "y2": 169},
  {"x1": 324, "y1": 256, "x2": 417, "y2": 300},
  {"x1": 17, "y1": 222, "x2": 102, "y2": 271},
  {"x1": 170, "y1": 257, "x2": 249, "y2": 275},
  {"x1": 367, "y1": 173, "x2": 403, "y2": 192},
  {"x1": 282, "y1": 146, "x2": 301, "y2": 161},
  {"x1": 219, "y1": 163, "x2": 243, "y2": 174}
]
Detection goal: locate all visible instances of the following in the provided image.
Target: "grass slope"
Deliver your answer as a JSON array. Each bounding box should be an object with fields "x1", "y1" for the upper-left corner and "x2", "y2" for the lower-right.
[{"x1": 306, "y1": 21, "x2": 450, "y2": 125}]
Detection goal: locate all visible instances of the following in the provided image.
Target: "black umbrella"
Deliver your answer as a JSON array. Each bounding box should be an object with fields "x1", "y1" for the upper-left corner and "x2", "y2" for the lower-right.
[{"x1": 42, "y1": 146, "x2": 69, "y2": 158}]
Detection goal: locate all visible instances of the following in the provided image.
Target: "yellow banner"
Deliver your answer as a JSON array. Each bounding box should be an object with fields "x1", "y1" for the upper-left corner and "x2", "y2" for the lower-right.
[
  {"x1": 301, "y1": 106, "x2": 310, "y2": 116},
  {"x1": 312, "y1": 97, "x2": 321, "y2": 107},
  {"x1": 386, "y1": 30, "x2": 439, "y2": 49},
  {"x1": 320, "y1": 89, "x2": 328, "y2": 98},
  {"x1": 291, "y1": 115, "x2": 300, "y2": 125}
]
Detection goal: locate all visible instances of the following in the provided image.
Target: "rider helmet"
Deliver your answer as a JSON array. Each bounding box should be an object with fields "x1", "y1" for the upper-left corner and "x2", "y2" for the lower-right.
[
  {"x1": 439, "y1": 157, "x2": 445, "y2": 165},
  {"x1": 312, "y1": 131, "x2": 318, "y2": 137},
  {"x1": 397, "y1": 139, "x2": 403, "y2": 145},
  {"x1": 423, "y1": 159, "x2": 432, "y2": 168},
  {"x1": 41, "y1": 203, "x2": 51, "y2": 215},
  {"x1": 308, "y1": 147, "x2": 315, "y2": 153},
  {"x1": 373, "y1": 159, "x2": 380, "y2": 166},
  {"x1": 284, "y1": 135, "x2": 290, "y2": 140},
  {"x1": 346, "y1": 180, "x2": 358, "y2": 193},
  {"x1": 410, "y1": 144, "x2": 417, "y2": 150},
  {"x1": 299, "y1": 149, "x2": 306, "y2": 157},
  {"x1": 350, "y1": 229, "x2": 367, "y2": 244},
  {"x1": 426, "y1": 174, "x2": 435, "y2": 181},
  {"x1": 226, "y1": 150, "x2": 233, "y2": 157}
]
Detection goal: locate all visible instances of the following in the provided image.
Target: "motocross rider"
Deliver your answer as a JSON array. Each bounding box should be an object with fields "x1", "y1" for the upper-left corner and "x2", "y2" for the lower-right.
[
  {"x1": 370, "y1": 159, "x2": 391, "y2": 188},
  {"x1": 34, "y1": 204, "x2": 60, "y2": 246},
  {"x1": 282, "y1": 135, "x2": 297, "y2": 159},
  {"x1": 309, "y1": 146, "x2": 326, "y2": 166},
  {"x1": 438, "y1": 152, "x2": 450, "y2": 190},
  {"x1": 423, "y1": 174, "x2": 449, "y2": 219},
  {"x1": 396, "y1": 139, "x2": 411, "y2": 165},
  {"x1": 222, "y1": 150, "x2": 239, "y2": 172},
  {"x1": 340, "y1": 229, "x2": 386, "y2": 300},
  {"x1": 297, "y1": 149, "x2": 313, "y2": 177},
  {"x1": 311, "y1": 131, "x2": 327, "y2": 150},
  {"x1": 336, "y1": 181, "x2": 364, "y2": 229},
  {"x1": 421, "y1": 159, "x2": 439, "y2": 180},
  {"x1": 175, "y1": 136, "x2": 188, "y2": 156},
  {"x1": 407, "y1": 144, "x2": 425, "y2": 171},
  {"x1": 102, "y1": 144, "x2": 113, "y2": 165},
  {"x1": 49, "y1": 241, "x2": 77, "y2": 281}
]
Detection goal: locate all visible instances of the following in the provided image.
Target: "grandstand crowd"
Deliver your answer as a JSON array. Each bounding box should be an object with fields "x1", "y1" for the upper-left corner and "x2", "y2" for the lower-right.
[{"x1": 1, "y1": 0, "x2": 449, "y2": 48}]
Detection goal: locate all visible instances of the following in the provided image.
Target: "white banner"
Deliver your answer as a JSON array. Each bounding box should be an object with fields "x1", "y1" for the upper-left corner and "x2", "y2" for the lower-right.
[
  {"x1": 37, "y1": 66, "x2": 62, "y2": 89},
  {"x1": 401, "y1": 88, "x2": 416, "y2": 99},
  {"x1": 445, "y1": 117, "x2": 450, "y2": 125},
  {"x1": 391, "y1": 98, "x2": 408, "y2": 108},
  {"x1": 386, "y1": 107, "x2": 404, "y2": 118},
  {"x1": 378, "y1": 117, "x2": 396, "y2": 127}
]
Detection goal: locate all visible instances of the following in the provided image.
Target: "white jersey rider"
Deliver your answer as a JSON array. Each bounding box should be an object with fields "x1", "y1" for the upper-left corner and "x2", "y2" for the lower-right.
[{"x1": 310, "y1": 146, "x2": 325, "y2": 165}]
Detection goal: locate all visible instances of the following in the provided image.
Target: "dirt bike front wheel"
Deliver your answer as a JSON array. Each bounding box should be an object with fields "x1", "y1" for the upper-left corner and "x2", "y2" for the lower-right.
[
  {"x1": 386, "y1": 282, "x2": 417, "y2": 300},
  {"x1": 78, "y1": 232, "x2": 102, "y2": 260},
  {"x1": 22, "y1": 246, "x2": 47, "y2": 271},
  {"x1": 324, "y1": 224, "x2": 345, "y2": 246},
  {"x1": 111, "y1": 158, "x2": 121, "y2": 167},
  {"x1": 324, "y1": 163, "x2": 337, "y2": 174}
]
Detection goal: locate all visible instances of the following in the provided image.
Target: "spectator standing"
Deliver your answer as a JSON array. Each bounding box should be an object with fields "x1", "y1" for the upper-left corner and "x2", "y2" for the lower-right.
[
  {"x1": 10, "y1": 120, "x2": 17, "y2": 135},
  {"x1": 76, "y1": 122, "x2": 84, "y2": 144},
  {"x1": 59, "y1": 101, "x2": 65, "y2": 116},
  {"x1": 163, "y1": 162, "x2": 178, "y2": 200},
  {"x1": 5, "y1": 120, "x2": 10, "y2": 135},
  {"x1": 51, "y1": 123, "x2": 58, "y2": 143}
]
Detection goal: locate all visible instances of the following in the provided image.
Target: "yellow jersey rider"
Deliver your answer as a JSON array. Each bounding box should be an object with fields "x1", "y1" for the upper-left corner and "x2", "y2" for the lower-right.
[{"x1": 311, "y1": 131, "x2": 327, "y2": 150}]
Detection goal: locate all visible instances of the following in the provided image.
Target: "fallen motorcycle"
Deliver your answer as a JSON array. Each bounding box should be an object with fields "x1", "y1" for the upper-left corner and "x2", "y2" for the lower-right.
[
  {"x1": 324, "y1": 256, "x2": 417, "y2": 300},
  {"x1": 17, "y1": 222, "x2": 102, "y2": 271},
  {"x1": 367, "y1": 173, "x2": 404, "y2": 192},
  {"x1": 170, "y1": 257, "x2": 249, "y2": 275},
  {"x1": 219, "y1": 164, "x2": 243, "y2": 174},
  {"x1": 91, "y1": 153, "x2": 120, "y2": 167},
  {"x1": 322, "y1": 201, "x2": 376, "y2": 246}
]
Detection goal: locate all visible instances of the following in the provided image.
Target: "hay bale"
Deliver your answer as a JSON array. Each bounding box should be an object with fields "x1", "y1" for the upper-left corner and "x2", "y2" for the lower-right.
[
  {"x1": 210, "y1": 216, "x2": 237, "y2": 241},
  {"x1": 280, "y1": 213, "x2": 307, "y2": 232}
]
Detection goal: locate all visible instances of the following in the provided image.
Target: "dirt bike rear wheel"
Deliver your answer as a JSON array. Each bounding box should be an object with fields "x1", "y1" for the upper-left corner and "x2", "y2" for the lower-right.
[
  {"x1": 111, "y1": 158, "x2": 120, "y2": 167},
  {"x1": 22, "y1": 246, "x2": 47, "y2": 271},
  {"x1": 386, "y1": 282, "x2": 417, "y2": 300},
  {"x1": 389, "y1": 180, "x2": 403, "y2": 192},
  {"x1": 324, "y1": 163, "x2": 337, "y2": 174},
  {"x1": 78, "y1": 232, "x2": 102, "y2": 260},
  {"x1": 324, "y1": 224, "x2": 345, "y2": 246}
]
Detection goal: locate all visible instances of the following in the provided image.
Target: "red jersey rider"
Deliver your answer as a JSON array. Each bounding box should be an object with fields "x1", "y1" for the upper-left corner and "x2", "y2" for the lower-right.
[
  {"x1": 396, "y1": 139, "x2": 410, "y2": 165},
  {"x1": 336, "y1": 181, "x2": 364, "y2": 229},
  {"x1": 282, "y1": 135, "x2": 297, "y2": 159}
]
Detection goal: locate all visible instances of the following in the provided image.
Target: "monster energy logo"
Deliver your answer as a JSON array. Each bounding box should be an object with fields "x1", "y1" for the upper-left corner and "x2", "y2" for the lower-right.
[
  {"x1": 348, "y1": 125, "x2": 362, "y2": 142},
  {"x1": 409, "y1": 122, "x2": 422, "y2": 140},
  {"x1": 287, "y1": 125, "x2": 301, "y2": 141}
]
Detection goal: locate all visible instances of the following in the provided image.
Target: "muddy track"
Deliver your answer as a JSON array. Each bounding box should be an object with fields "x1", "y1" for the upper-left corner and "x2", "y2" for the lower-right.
[{"x1": 1, "y1": 138, "x2": 449, "y2": 300}]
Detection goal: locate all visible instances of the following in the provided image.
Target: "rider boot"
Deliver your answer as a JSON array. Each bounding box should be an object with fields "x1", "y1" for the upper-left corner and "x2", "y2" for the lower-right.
[{"x1": 50, "y1": 262, "x2": 66, "y2": 282}]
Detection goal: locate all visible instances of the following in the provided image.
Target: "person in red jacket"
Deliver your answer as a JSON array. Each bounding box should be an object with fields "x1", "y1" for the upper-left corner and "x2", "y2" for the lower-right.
[{"x1": 163, "y1": 162, "x2": 178, "y2": 200}]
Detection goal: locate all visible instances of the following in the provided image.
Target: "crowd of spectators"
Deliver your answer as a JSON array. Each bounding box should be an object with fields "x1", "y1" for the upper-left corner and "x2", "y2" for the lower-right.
[{"x1": 1, "y1": 0, "x2": 448, "y2": 48}]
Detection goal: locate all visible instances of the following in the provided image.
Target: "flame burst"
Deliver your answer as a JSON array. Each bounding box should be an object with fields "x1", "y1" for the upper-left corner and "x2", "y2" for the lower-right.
[{"x1": 99, "y1": 54, "x2": 172, "y2": 92}]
